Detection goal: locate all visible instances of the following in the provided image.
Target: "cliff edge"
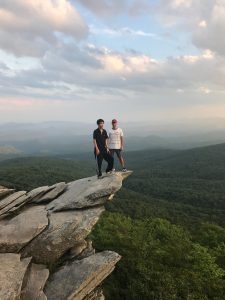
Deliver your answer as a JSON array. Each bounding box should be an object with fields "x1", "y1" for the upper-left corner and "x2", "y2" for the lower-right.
[{"x1": 0, "y1": 171, "x2": 132, "y2": 300}]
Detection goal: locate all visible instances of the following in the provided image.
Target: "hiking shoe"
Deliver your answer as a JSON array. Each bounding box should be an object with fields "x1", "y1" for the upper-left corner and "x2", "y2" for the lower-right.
[
  {"x1": 122, "y1": 168, "x2": 127, "y2": 172},
  {"x1": 97, "y1": 172, "x2": 102, "y2": 179},
  {"x1": 106, "y1": 170, "x2": 113, "y2": 175}
]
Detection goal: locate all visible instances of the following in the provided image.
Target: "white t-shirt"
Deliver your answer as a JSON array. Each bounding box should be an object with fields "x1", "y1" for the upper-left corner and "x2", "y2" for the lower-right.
[{"x1": 108, "y1": 127, "x2": 124, "y2": 149}]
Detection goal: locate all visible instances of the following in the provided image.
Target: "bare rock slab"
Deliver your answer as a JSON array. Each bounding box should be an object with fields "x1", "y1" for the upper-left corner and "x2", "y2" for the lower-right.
[
  {"x1": 0, "y1": 191, "x2": 26, "y2": 211},
  {"x1": 0, "y1": 205, "x2": 48, "y2": 253},
  {"x1": 0, "y1": 187, "x2": 15, "y2": 200},
  {"x1": 27, "y1": 186, "x2": 53, "y2": 202},
  {"x1": 22, "y1": 206, "x2": 104, "y2": 264},
  {"x1": 0, "y1": 253, "x2": 31, "y2": 300},
  {"x1": 47, "y1": 172, "x2": 132, "y2": 212},
  {"x1": 44, "y1": 251, "x2": 121, "y2": 300},
  {"x1": 21, "y1": 263, "x2": 49, "y2": 300},
  {"x1": 32, "y1": 182, "x2": 67, "y2": 204},
  {"x1": 0, "y1": 193, "x2": 30, "y2": 218}
]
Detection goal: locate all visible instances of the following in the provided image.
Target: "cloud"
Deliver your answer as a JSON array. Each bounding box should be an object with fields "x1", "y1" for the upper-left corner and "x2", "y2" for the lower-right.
[
  {"x1": 151, "y1": 0, "x2": 225, "y2": 57},
  {"x1": 74, "y1": 0, "x2": 151, "y2": 17},
  {"x1": 0, "y1": 0, "x2": 224, "y2": 123},
  {"x1": 74, "y1": 0, "x2": 225, "y2": 58},
  {"x1": 0, "y1": 0, "x2": 88, "y2": 57},
  {"x1": 74, "y1": 0, "x2": 126, "y2": 16},
  {"x1": 192, "y1": 1, "x2": 225, "y2": 56},
  {"x1": 89, "y1": 25, "x2": 158, "y2": 38},
  {"x1": 1, "y1": 42, "x2": 225, "y2": 123},
  {"x1": 1, "y1": 40, "x2": 225, "y2": 106}
]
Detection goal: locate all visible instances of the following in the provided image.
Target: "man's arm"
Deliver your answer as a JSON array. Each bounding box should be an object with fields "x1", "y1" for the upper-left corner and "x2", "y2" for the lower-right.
[
  {"x1": 93, "y1": 139, "x2": 100, "y2": 155},
  {"x1": 120, "y1": 129, "x2": 124, "y2": 150},
  {"x1": 120, "y1": 136, "x2": 124, "y2": 150},
  {"x1": 93, "y1": 131, "x2": 100, "y2": 155},
  {"x1": 105, "y1": 131, "x2": 110, "y2": 152}
]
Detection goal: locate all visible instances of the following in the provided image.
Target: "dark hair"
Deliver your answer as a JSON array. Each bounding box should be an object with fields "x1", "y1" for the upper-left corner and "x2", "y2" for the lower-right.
[{"x1": 97, "y1": 119, "x2": 104, "y2": 125}]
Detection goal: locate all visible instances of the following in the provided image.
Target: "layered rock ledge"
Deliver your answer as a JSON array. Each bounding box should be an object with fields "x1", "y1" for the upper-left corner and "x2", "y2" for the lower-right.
[{"x1": 0, "y1": 171, "x2": 132, "y2": 300}]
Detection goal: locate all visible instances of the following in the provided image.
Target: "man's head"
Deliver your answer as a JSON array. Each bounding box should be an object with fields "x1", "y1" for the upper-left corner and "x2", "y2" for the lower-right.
[
  {"x1": 97, "y1": 118, "x2": 104, "y2": 129},
  {"x1": 112, "y1": 119, "x2": 118, "y2": 129}
]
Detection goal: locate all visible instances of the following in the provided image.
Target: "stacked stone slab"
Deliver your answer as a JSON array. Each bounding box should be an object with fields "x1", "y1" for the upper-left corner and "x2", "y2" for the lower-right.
[{"x1": 0, "y1": 171, "x2": 132, "y2": 300}]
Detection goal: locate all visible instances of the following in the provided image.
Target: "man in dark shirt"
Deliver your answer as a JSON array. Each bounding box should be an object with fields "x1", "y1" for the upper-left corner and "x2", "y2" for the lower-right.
[{"x1": 93, "y1": 119, "x2": 114, "y2": 178}]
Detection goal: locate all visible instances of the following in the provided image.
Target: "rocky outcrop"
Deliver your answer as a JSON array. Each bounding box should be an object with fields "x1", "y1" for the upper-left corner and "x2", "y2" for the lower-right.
[
  {"x1": 44, "y1": 251, "x2": 121, "y2": 300},
  {"x1": 0, "y1": 206, "x2": 48, "y2": 253},
  {"x1": 0, "y1": 171, "x2": 132, "y2": 300},
  {"x1": 0, "y1": 254, "x2": 32, "y2": 300},
  {"x1": 0, "y1": 186, "x2": 15, "y2": 200}
]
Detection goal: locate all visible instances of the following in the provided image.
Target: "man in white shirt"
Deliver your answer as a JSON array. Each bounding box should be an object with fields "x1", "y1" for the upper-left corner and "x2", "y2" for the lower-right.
[{"x1": 108, "y1": 119, "x2": 127, "y2": 172}]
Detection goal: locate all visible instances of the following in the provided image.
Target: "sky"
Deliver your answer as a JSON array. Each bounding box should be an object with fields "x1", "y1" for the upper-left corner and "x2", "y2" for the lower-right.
[{"x1": 0, "y1": 0, "x2": 225, "y2": 124}]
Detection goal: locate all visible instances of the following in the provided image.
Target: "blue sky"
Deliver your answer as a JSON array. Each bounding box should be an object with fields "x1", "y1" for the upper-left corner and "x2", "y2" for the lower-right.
[
  {"x1": 78, "y1": 3, "x2": 199, "y2": 59},
  {"x1": 0, "y1": 0, "x2": 224, "y2": 124}
]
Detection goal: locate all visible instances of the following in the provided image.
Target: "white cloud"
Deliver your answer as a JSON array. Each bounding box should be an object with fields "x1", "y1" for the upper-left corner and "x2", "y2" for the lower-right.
[
  {"x1": 198, "y1": 86, "x2": 211, "y2": 94},
  {"x1": 74, "y1": 0, "x2": 156, "y2": 17},
  {"x1": 0, "y1": 0, "x2": 88, "y2": 57},
  {"x1": 152, "y1": 0, "x2": 225, "y2": 56},
  {"x1": 198, "y1": 20, "x2": 207, "y2": 28},
  {"x1": 170, "y1": 0, "x2": 193, "y2": 9},
  {"x1": 192, "y1": 1, "x2": 225, "y2": 56},
  {"x1": 90, "y1": 25, "x2": 158, "y2": 38},
  {"x1": 0, "y1": 0, "x2": 225, "y2": 123},
  {"x1": 1, "y1": 41, "x2": 224, "y2": 104}
]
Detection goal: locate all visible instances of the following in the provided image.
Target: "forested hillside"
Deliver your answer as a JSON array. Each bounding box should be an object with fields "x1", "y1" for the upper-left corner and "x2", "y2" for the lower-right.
[{"x1": 1, "y1": 143, "x2": 225, "y2": 299}]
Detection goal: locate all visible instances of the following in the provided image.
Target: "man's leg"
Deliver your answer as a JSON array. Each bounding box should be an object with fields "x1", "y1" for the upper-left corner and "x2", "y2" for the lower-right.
[
  {"x1": 109, "y1": 149, "x2": 116, "y2": 170},
  {"x1": 109, "y1": 149, "x2": 115, "y2": 157},
  {"x1": 103, "y1": 151, "x2": 114, "y2": 172},
  {"x1": 116, "y1": 150, "x2": 125, "y2": 168},
  {"x1": 96, "y1": 152, "x2": 103, "y2": 176}
]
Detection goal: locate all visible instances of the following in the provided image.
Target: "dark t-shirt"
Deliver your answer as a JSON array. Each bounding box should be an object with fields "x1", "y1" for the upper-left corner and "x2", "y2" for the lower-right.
[{"x1": 93, "y1": 128, "x2": 108, "y2": 152}]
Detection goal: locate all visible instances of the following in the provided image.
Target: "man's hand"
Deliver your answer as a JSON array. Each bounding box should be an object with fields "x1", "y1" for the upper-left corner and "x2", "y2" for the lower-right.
[
  {"x1": 96, "y1": 148, "x2": 100, "y2": 156},
  {"x1": 93, "y1": 139, "x2": 100, "y2": 156},
  {"x1": 121, "y1": 145, "x2": 124, "y2": 151},
  {"x1": 106, "y1": 147, "x2": 110, "y2": 153}
]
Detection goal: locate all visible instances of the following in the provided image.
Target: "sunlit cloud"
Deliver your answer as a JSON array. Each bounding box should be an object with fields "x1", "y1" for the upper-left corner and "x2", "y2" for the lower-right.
[
  {"x1": 0, "y1": 0, "x2": 88, "y2": 57},
  {"x1": 0, "y1": 0, "x2": 224, "y2": 123}
]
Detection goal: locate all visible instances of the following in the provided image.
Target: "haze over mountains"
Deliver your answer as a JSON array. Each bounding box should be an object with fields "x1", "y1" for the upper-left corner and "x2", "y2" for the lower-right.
[{"x1": 1, "y1": 119, "x2": 225, "y2": 159}]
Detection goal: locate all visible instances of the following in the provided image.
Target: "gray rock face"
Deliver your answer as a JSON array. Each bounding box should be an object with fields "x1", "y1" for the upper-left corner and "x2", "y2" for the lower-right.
[
  {"x1": 0, "y1": 171, "x2": 132, "y2": 300},
  {"x1": 30, "y1": 182, "x2": 67, "y2": 204},
  {"x1": 22, "y1": 206, "x2": 104, "y2": 264},
  {"x1": 44, "y1": 251, "x2": 121, "y2": 300},
  {"x1": 0, "y1": 191, "x2": 26, "y2": 211},
  {"x1": 0, "y1": 206, "x2": 48, "y2": 253},
  {"x1": 46, "y1": 177, "x2": 113, "y2": 211},
  {"x1": 0, "y1": 191, "x2": 30, "y2": 218},
  {"x1": 21, "y1": 263, "x2": 49, "y2": 300},
  {"x1": 27, "y1": 186, "x2": 53, "y2": 201},
  {"x1": 0, "y1": 186, "x2": 15, "y2": 200},
  {"x1": 48, "y1": 172, "x2": 132, "y2": 211},
  {"x1": 0, "y1": 253, "x2": 31, "y2": 300}
]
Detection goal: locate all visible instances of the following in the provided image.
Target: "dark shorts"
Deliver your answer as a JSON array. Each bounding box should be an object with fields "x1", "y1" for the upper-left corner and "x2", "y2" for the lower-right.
[{"x1": 110, "y1": 149, "x2": 122, "y2": 159}]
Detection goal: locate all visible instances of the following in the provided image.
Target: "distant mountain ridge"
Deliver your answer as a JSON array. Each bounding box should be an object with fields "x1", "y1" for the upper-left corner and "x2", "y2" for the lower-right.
[{"x1": 1, "y1": 120, "x2": 225, "y2": 159}]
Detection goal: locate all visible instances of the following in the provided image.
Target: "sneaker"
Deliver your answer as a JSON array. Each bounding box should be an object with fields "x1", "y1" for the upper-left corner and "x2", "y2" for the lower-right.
[
  {"x1": 106, "y1": 170, "x2": 113, "y2": 175},
  {"x1": 122, "y1": 168, "x2": 127, "y2": 172},
  {"x1": 97, "y1": 172, "x2": 102, "y2": 179}
]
